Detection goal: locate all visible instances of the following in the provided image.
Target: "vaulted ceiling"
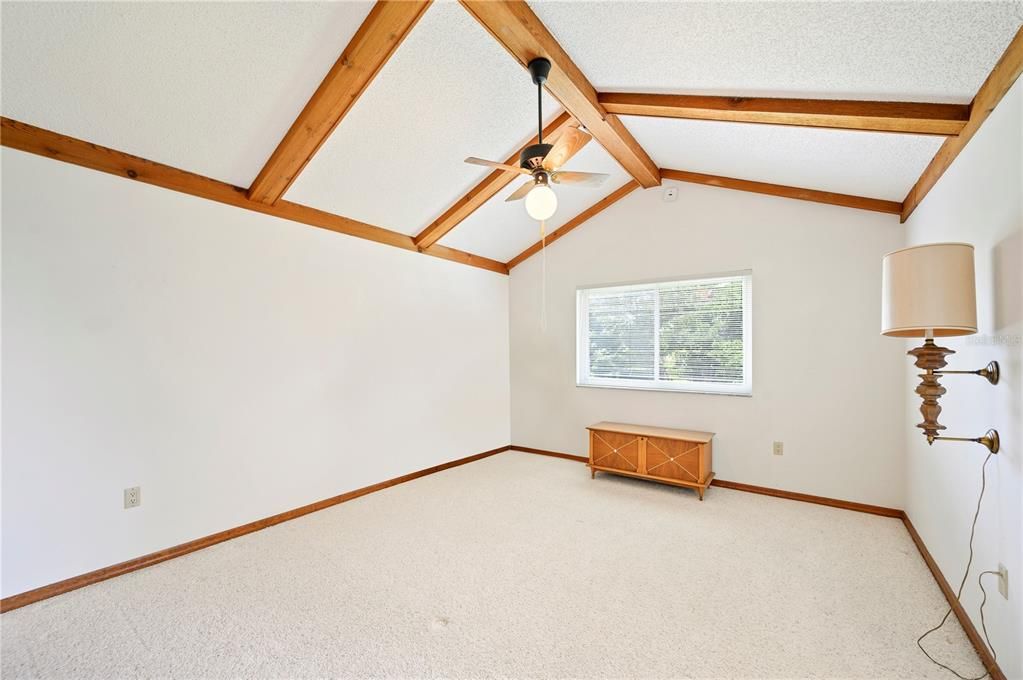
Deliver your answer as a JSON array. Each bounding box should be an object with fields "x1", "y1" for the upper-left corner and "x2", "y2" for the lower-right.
[{"x1": 2, "y1": 1, "x2": 1021, "y2": 274}]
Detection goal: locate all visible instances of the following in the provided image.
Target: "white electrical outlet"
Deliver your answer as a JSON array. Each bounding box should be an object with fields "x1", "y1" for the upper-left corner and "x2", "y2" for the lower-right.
[
  {"x1": 997, "y1": 563, "x2": 1008, "y2": 599},
  {"x1": 773, "y1": 441, "x2": 784, "y2": 456},
  {"x1": 124, "y1": 486, "x2": 141, "y2": 509}
]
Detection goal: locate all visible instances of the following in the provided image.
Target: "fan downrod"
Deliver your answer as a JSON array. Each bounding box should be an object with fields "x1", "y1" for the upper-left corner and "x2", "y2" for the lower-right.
[{"x1": 523, "y1": 58, "x2": 553, "y2": 169}]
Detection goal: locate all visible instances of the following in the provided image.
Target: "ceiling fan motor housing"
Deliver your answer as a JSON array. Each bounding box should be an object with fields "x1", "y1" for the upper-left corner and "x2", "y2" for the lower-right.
[{"x1": 520, "y1": 143, "x2": 553, "y2": 170}]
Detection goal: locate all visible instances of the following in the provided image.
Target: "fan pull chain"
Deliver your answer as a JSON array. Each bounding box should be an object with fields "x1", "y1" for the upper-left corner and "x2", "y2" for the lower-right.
[{"x1": 540, "y1": 219, "x2": 548, "y2": 332}]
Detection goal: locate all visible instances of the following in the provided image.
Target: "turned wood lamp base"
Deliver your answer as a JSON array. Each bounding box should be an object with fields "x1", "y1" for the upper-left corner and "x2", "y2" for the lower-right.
[{"x1": 909, "y1": 339, "x2": 1000, "y2": 454}]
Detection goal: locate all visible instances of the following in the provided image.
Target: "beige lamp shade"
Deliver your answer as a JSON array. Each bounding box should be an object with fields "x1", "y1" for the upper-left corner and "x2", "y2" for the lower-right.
[{"x1": 881, "y1": 243, "x2": 978, "y2": 337}]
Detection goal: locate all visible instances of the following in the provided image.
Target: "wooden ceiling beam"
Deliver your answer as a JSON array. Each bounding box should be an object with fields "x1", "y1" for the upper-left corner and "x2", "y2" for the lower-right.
[
  {"x1": 1, "y1": 117, "x2": 507, "y2": 275},
  {"x1": 247, "y1": 1, "x2": 431, "y2": 205},
  {"x1": 420, "y1": 243, "x2": 509, "y2": 272},
  {"x1": 506, "y1": 180, "x2": 640, "y2": 269},
  {"x1": 901, "y1": 26, "x2": 1023, "y2": 223},
  {"x1": 507, "y1": 166, "x2": 903, "y2": 270},
  {"x1": 414, "y1": 111, "x2": 577, "y2": 250},
  {"x1": 599, "y1": 93, "x2": 970, "y2": 136},
  {"x1": 460, "y1": 0, "x2": 660, "y2": 189},
  {"x1": 659, "y1": 168, "x2": 902, "y2": 215}
]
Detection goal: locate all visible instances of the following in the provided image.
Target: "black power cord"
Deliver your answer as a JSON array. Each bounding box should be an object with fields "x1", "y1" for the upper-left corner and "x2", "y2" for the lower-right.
[{"x1": 916, "y1": 452, "x2": 999, "y2": 680}]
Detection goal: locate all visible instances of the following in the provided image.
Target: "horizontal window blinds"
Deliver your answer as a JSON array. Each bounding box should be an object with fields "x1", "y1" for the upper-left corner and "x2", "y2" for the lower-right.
[
  {"x1": 658, "y1": 278, "x2": 744, "y2": 384},
  {"x1": 578, "y1": 273, "x2": 751, "y2": 395},
  {"x1": 587, "y1": 288, "x2": 655, "y2": 380}
]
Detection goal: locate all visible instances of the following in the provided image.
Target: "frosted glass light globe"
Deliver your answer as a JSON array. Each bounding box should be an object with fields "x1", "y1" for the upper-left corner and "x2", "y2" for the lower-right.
[{"x1": 525, "y1": 184, "x2": 558, "y2": 221}]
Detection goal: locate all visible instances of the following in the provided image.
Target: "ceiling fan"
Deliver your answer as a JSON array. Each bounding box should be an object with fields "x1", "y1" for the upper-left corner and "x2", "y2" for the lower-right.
[{"x1": 464, "y1": 58, "x2": 609, "y2": 222}]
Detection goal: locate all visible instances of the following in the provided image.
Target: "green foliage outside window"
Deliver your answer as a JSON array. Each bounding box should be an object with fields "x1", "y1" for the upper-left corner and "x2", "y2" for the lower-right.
[{"x1": 586, "y1": 277, "x2": 745, "y2": 386}]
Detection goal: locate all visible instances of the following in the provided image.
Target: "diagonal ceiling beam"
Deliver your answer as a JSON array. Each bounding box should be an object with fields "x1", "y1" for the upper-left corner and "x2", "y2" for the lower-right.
[
  {"x1": 507, "y1": 180, "x2": 640, "y2": 269},
  {"x1": 460, "y1": 0, "x2": 660, "y2": 189},
  {"x1": 2, "y1": 117, "x2": 508, "y2": 275},
  {"x1": 598, "y1": 93, "x2": 971, "y2": 136},
  {"x1": 901, "y1": 26, "x2": 1023, "y2": 223},
  {"x1": 414, "y1": 112, "x2": 577, "y2": 250},
  {"x1": 247, "y1": 0, "x2": 431, "y2": 205},
  {"x1": 660, "y1": 168, "x2": 902, "y2": 215}
]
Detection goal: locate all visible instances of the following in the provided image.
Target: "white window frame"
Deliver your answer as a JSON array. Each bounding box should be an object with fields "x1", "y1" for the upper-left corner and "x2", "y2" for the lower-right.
[{"x1": 576, "y1": 271, "x2": 753, "y2": 396}]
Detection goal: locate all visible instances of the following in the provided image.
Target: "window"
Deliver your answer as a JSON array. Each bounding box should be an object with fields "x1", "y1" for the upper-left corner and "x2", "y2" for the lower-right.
[{"x1": 576, "y1": 272, "x2": 752, "y2": 395}]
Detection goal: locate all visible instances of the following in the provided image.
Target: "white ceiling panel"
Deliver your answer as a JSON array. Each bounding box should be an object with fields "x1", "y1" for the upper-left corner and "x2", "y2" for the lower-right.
[
  {"x1": 284, "y1": 2, "x2": 559, "y2": 236},
  {"x1": 0, "y1": 1, "x2": 375, "y2": 187},
  {"x1": 622, "y1": 116, "x2": 944, "y2": 201},
  {"x1": 438, "y1": 140, "x2": 631, "y2": 262},
  {"x1": 530, "y1": 0, "x2": 1023, "y2": 103}
]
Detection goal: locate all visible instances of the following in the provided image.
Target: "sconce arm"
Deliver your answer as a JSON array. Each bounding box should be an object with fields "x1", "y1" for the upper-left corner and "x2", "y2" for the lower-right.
[
  {"x1": 933, "y1": 361, "x2": 1000, "y2": 385},
  {"x1": 927, "y1": 429, "x2": 1000, "y2": 454}
]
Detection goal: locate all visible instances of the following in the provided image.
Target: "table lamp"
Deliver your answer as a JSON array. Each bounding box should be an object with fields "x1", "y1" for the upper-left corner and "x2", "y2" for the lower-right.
[{"x1": 881, "y1": 243, "x2": 1000, "y2": 453}]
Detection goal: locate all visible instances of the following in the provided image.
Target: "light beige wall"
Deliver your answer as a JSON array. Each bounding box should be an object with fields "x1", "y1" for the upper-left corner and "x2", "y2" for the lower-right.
[
  {"x1": 902, "y1": 79, "x2": 1022, "y2": 679},
  {"x1": 509, "y1": 181, "x2": 906, "y2": 508},
  {"x1": 1, "y1": 148, "x2": 511, "y2": 598}
]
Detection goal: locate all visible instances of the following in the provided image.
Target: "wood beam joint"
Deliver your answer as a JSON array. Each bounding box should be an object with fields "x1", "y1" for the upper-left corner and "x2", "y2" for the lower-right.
[{"x1": 460, "y1": 0, "x2": 660, "y2": 189}]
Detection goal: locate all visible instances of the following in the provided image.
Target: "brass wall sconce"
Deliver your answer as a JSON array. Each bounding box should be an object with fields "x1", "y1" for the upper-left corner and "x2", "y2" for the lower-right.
[{"x1": 882, "y1": 243, "x2": 1000, "y2": 453}]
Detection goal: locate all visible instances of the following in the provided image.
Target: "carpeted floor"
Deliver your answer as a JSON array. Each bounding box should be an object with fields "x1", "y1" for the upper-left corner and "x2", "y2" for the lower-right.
[{"x1": 1, "y1": 451, "x2": 982, "y2": 679}]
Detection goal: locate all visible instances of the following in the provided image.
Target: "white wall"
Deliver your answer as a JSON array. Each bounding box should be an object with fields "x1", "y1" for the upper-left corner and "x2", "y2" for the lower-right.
[
  {"x1": 509, "y1": 182, "x2": 907, "y2": 508},
  {"x1": 0, "y1": 149, "x2": 511, "y2": 598},
  {"x1": 902, "y1": 79, "x2": 1022, "y2": 679}
]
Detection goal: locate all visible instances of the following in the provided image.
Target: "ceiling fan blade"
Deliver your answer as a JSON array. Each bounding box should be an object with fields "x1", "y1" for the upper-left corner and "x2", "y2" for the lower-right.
[
  {"x1": 465, "y1": 157, "x2": 531, "y2": 175},
  {"x1": 552, "y1": 171, "x2": 610, "y2": 187},
  {"x1": 505, "y1": 179, "x2": 537, "y2": 202},
  {"x1": 542, "y1": 127, "x2": 591, "y2": 171}
]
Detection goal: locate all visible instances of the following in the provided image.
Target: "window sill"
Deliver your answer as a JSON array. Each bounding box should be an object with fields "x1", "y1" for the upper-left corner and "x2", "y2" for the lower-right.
[{"x1": 575, "y1": 382, "x2": 753, "y2": 397}]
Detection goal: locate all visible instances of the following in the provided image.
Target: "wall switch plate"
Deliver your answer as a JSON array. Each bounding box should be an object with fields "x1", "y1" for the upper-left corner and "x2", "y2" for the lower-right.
[
  {"x1": 124, "y1": 486, "x2": 141, "y2": 509},
  {"x1": 663, "y1": 187, "x2": 678, "y2": 202},
  {"x1": 997, "y1": 563, "x2": 1008, "y2": 599},
  {"x1": 773, "y1": 441, "x2": 784, "y2": 456}
]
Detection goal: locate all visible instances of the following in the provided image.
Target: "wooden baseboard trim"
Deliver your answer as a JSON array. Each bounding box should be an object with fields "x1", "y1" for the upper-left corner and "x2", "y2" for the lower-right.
[
  {"x1": 2, "y1": 442, "x2": 1006, "y2": 680},
  {"x1": 512, "y1": 446, "x2": 902, "y2": 517},
  {"x1": 900, "y1": 513, "x2": 1005, "y2": 680},
  {"x1": 709, "y1": 479, "x2": 903, "y2": 518},
  {"x1": 510, "y1": 445, "x2": 589, "y2": 463},
  {"x1": 0, "y1": 445, "x2": 511, "y2": 613}
]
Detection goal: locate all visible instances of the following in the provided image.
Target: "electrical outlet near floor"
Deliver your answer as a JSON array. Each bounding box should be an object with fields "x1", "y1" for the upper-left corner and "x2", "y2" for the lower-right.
[
  {"x1": 123, "y1": 486, "x2": 141, "y2": 509},
  {"x1": 997, "y1": 563, "x2": 1008, "y2": 599},
  {"x1": 772, "y1": 441, "x2": 784, "y2": 456}
]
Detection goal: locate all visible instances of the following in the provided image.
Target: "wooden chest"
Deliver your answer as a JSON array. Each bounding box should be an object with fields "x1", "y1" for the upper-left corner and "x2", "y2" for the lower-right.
[{"x1": 587, "y1": 422, "x2": 715, "y2": 500}]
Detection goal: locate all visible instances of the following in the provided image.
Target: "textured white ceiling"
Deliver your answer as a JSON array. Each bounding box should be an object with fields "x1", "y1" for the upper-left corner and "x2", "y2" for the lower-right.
[
  {"x1": 284, "y1": 2, "x2": 559, "y2": 236},
  {"x1": 2, "y1": 1, "x2": 1018, "y2": 262},
  {"x1": 530, "y1": 0, "x2": 1023, "y2": 103},
  {"x1": 623, "y1": 116, "x2": 944, "y2": 201},
  {"x1": 0, "y1": 1, "x2": 375, "y2": 187},
  {"x1": 439, "y1": 140, "x2": 631, "y2": 262}
]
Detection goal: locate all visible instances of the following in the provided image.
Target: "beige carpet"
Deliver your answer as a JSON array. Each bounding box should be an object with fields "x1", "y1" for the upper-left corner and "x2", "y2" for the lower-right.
[{"x1": 1, "y1": 451, "x2": 982, "y2": 679}]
